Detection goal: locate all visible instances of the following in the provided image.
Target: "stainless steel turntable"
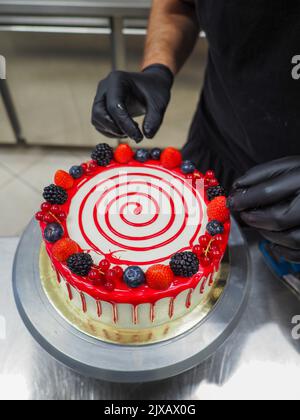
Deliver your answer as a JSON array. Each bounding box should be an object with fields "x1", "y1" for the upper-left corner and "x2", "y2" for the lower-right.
[{"x1": 13, "y1": 217, "x2": 250, "y2": 383}]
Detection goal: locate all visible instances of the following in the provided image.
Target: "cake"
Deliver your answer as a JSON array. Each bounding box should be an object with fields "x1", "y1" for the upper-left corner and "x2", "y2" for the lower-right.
[{"x1": 35, "y1": 144, "x2": 230, "y2": 340}]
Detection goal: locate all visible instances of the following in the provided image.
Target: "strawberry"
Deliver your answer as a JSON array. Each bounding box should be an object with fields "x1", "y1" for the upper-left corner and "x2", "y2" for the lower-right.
[
  {"x1": 207, "y1": 196, "x2": 230, "y2": 223},
  {"x1": 114, "y1": 144, "x2": 134, "y2": 164},
  {"x1": 160, "y1": 148, "x2": 182, "y2": 169},
  {"x1": 54, "y1": 170, "x2": 74, "y2": 190},
  {"x1": 52, "y1": 238, "x2": 80, "y2": 262},
  {"x1": 146, "y1": 265, "x2": 174, "y2": 290}
]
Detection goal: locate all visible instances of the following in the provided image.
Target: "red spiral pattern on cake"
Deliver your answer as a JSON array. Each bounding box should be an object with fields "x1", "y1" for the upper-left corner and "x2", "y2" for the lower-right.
[{"x1": 67, "y1": 165, "x2": 205, "y2": 267}]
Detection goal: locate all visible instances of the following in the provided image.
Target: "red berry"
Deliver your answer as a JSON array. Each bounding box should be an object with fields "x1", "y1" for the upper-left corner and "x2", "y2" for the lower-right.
[
  {"x1": 193, "y1": 245, "x2": 202, "y2": 256},
  {"x1": 205, "y1": 170, "x2": 215, "y2": 180},
  {"x1": 207, "y1": 196, "x2": 230, "y2": 223},
  {"x1": 50, "y1": 205, "x2": 61, "y2": 214},
  {"x1": 208, "y1": 178, "x2": 219, "y2": 187},
  {"x1": 86, "y1": 161, "x2": 98, "y2": 174},
  {"x1": 88, "y1": 269, "x2": 100, "y2": 281},
  {"x1": 35, "y1": 211, "x2": 44, "y2": 221},
  {"x1": 104, "y1": 280, "x2": 115, "y2": 291},
  {"x1": 57, "y1": 212, "x2": 67, "y2": 220},
  {"x1": 52, "y1": 238, "x2": 80, "y2": 262},
  {"x1": 99, "y1": 259, "x2": 111, "y2": 273},
  {"x1": 160, "y1": 148, "x2": 182, "y2": 169},
  {"x1": 41, "y1": 202, "x2": 52, "y2": 212},
  {"x1": 81, "y1": 163, "x2": 88, "y2": 173},
  {"x1": 106, "y1": 268, "x2": 117, "y2": 281},
  {"x1": 112, "y1": 266, "x2": 124, "y2": 280},
  {"x1": 214, "y1": 234, "x2": 224, "y2": 244},
  {"x1": 211, "y1": 249, "x2": 222, "y2": 261},
  {"x1": 199, "y1": 256, "x2": 212, "y2": 267},
  {"x1": 146, "y1": 265, "x2": 174, "y2": 290},
  {"x1": 54, "y1": 170, "x2": 74, "y2": 190},
  {"x1": 199, "y1": 235, "x2": 210, "y2": 247},
  {"x1": 43, "y1": 214, "x2": 55, "y2": 223},
  {"x1": 114, "y1": 144, "x2": 134, "y2": 164}
]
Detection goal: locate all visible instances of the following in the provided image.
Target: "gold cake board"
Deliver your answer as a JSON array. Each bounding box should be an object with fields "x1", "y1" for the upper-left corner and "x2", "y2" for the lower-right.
[{"x1": 40, "y1": 244, "x2": 229, "y2": 346}]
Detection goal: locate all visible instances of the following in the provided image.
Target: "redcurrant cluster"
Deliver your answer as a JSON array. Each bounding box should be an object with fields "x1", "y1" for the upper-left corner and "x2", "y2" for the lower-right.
[
  {"x1": 193, "y1": 234, "x2": 225, "y2": 267},
  {"x1": 81, "y1": 161, "x2": 98, "y2": 176},
  {"x1": 35, "y1": 202, "x2": 67, "y2": 224},
  {"x1": 88, "y1": 259, "x2": 124, "y2": 292},
  {"x1": 204, "y1": 170, "x2": 219, "y2": 189}
]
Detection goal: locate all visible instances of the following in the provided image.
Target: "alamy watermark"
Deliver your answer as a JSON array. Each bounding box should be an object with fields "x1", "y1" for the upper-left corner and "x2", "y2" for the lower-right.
[
  {"x1": 0, "y1": 55, "x2": 6, "y2": 79},
  {"x1": 291, "y1": 316, "x2": 300, "y2": 340},
  {"x1": 292, "y1": 55, "x2": 300, "y2": 80}
]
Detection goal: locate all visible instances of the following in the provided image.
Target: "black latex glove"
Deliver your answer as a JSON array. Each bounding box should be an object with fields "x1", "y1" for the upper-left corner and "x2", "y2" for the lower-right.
[
  {"x1": 91, "y1": 64, "x2": 174, "y2": 143},
  {"x1": 228, "y1": 157, "x2": 300, "y2": 263}
]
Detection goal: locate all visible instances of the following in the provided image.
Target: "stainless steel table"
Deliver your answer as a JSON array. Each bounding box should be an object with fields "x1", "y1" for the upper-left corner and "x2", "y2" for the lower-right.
[{"x1": 1, "y1": 231, "x2": 300, "y2": 400}]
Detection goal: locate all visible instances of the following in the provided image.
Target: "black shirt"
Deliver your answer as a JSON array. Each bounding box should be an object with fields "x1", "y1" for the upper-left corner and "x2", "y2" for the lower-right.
[{"x1": 183, "y1": 0, "x2": 300, "y2": 190}]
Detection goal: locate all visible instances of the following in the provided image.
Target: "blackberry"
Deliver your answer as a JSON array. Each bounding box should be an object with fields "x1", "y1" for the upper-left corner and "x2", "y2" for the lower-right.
[
  {"x1": 43, "y1": 184, "x2": 68, "y2": 205},
  {"x1": 207, "y1": 185, "x2": 226, "y2": 201},
  {"x1": 207, "y1": 220, "x2": 224, "y2": 236},
  {"x1": 91, "y1": 143, "x2": 113, "y2": 166},
  {"x1": 67, "y1": 253, "x2": 93, "y2": 277},
  {"x1": 170, "y1": 252, "x2": 199, "y2": 278}
]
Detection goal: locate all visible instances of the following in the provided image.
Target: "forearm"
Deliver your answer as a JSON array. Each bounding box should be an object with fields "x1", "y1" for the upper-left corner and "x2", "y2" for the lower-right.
[{"x1": 142, "y1": 0, "x2": 200, "y2": 75}]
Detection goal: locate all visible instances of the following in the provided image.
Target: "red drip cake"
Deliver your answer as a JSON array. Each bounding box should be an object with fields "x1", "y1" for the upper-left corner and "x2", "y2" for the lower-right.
[{"x1": 36, "y1": 144, "x2": 230, "y2": 339}]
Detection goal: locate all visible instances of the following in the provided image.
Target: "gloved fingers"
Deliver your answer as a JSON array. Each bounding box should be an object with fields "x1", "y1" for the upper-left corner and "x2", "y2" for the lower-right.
[
  {"x1": 106, "y1": 83, "x2": 144, "y2": 143},
  {"x1": 228, "y1": 170, "x2": 300, "y2": 212},
  {"x1": 271, "y1": 244, "x2": 300, "y2": 263},
  {"x1": 233, "y1": 156, "x2": 300, "y2": 189},
  {"x1": 258, "y1": 228, "x2": 300, "y2": 250},
  {"x1": 92, "y1": 96, "x2": 126, "y2": 138},
  {"x1": 240, "y1": 198, "x2": 300, "y2": 231},
  {"x1": 143, "y1": 100, "x2": 166, "y2": 139}
]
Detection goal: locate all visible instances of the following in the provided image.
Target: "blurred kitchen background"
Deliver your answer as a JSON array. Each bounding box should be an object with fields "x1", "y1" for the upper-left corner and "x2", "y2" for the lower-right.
[{"x1": 0, "y1": 0, "x2": 208, "y2": 236}]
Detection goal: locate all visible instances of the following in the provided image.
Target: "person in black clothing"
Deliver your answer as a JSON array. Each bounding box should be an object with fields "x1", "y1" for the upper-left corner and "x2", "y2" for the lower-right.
[{"x1": 92, "y1": 1, "x2": 300, "y2": 262}]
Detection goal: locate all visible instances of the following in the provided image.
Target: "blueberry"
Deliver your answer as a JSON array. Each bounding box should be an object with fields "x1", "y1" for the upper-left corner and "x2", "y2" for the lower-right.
[
  {"x1": 207, "y1": 220, "x2": 224, "y2": 236},
  {"x1": 181, "y1": 160, "x2": 196, "y2": 174},
  {"x1": 150, "y1": 148, "x2": 162, "y2": 160},
  {"x1": 135, "y1": 149, "x2": 150, "y2": 163},
  {"x1": 69, "y1": 165, "x2": 84, "y2": 179},
  {"x1": 123, "y1": 266, "x2": 146, "y2": 288},
  {"x1": 44, "y1": 223, "x2": 64, "y2": 243}
]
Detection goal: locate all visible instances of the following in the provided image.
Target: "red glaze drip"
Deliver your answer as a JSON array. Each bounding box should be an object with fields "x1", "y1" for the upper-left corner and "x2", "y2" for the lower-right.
[
  {"x1": 55, "y1": 269, "x2": 61, "y2": 284},
  {"x1": 66, "y1": 283, "x2": 73, "y2": 301},
  {"x1": 112, "y1": 303, "x2": 118, "y2": 324},
  {"x1": 209, "y1": 274, "x2": 214, "y2": 286},
  {"x1": 80, "y1": 292, "x2": 87, "y2": 313},
  {"x1": 150, "y1": 303, "x2": 156, "y2": 323},
  {"x1": 186, "y1": 289, "x2": 194, "y2": 309},
  {"x1": 169, "y1": 298, "x2": 175, "y2": 319},
  {"x1": 96, "y1": 300, "x2": 102, "y2": 318},
  {"x1": 200, "y1": 276, "x2": 209, "y2": 294},
  {"x1": 132, "y1": 305, "x2": 139, "y2": 325}
]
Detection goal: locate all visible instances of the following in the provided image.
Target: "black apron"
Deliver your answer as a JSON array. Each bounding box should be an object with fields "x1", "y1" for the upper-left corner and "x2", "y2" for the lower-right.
[{"x1": 183, "y1": 0, "x2": 300, "y2": 191}]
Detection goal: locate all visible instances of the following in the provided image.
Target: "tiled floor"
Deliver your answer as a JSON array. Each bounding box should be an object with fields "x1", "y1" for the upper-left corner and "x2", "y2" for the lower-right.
[
  {"x1": 0, "y1": 147, "x2": 88, "y2": 236},
  {"x1": 0, "y1": 35, "x2": 208, "y2": 236}
]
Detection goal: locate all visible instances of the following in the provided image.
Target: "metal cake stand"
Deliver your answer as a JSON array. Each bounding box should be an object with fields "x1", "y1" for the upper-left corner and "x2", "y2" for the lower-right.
[{"x1": 13, "y1": 218, "x2": 250, "y2": 383}]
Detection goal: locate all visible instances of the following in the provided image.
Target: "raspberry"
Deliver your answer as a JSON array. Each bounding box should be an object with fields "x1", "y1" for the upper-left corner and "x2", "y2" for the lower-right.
[
  {"x1": 146, "y1": 265, "x2": 174, "y2": 290},
  {"x1": 160, "y1": 148, "x2": 182, "y2": 169},
  {"x1": 54, "y1": 170, "x2": 74, "y2": 190},
  {"x1": 52, "y1": 238, "x2": 80, "y2": 262},
  {"x1": 207, "y1": 196, "x2": 230, "y2": 223},
  {"x1": 114, "y1": 144, "x2": 134, "y2": 164}
]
